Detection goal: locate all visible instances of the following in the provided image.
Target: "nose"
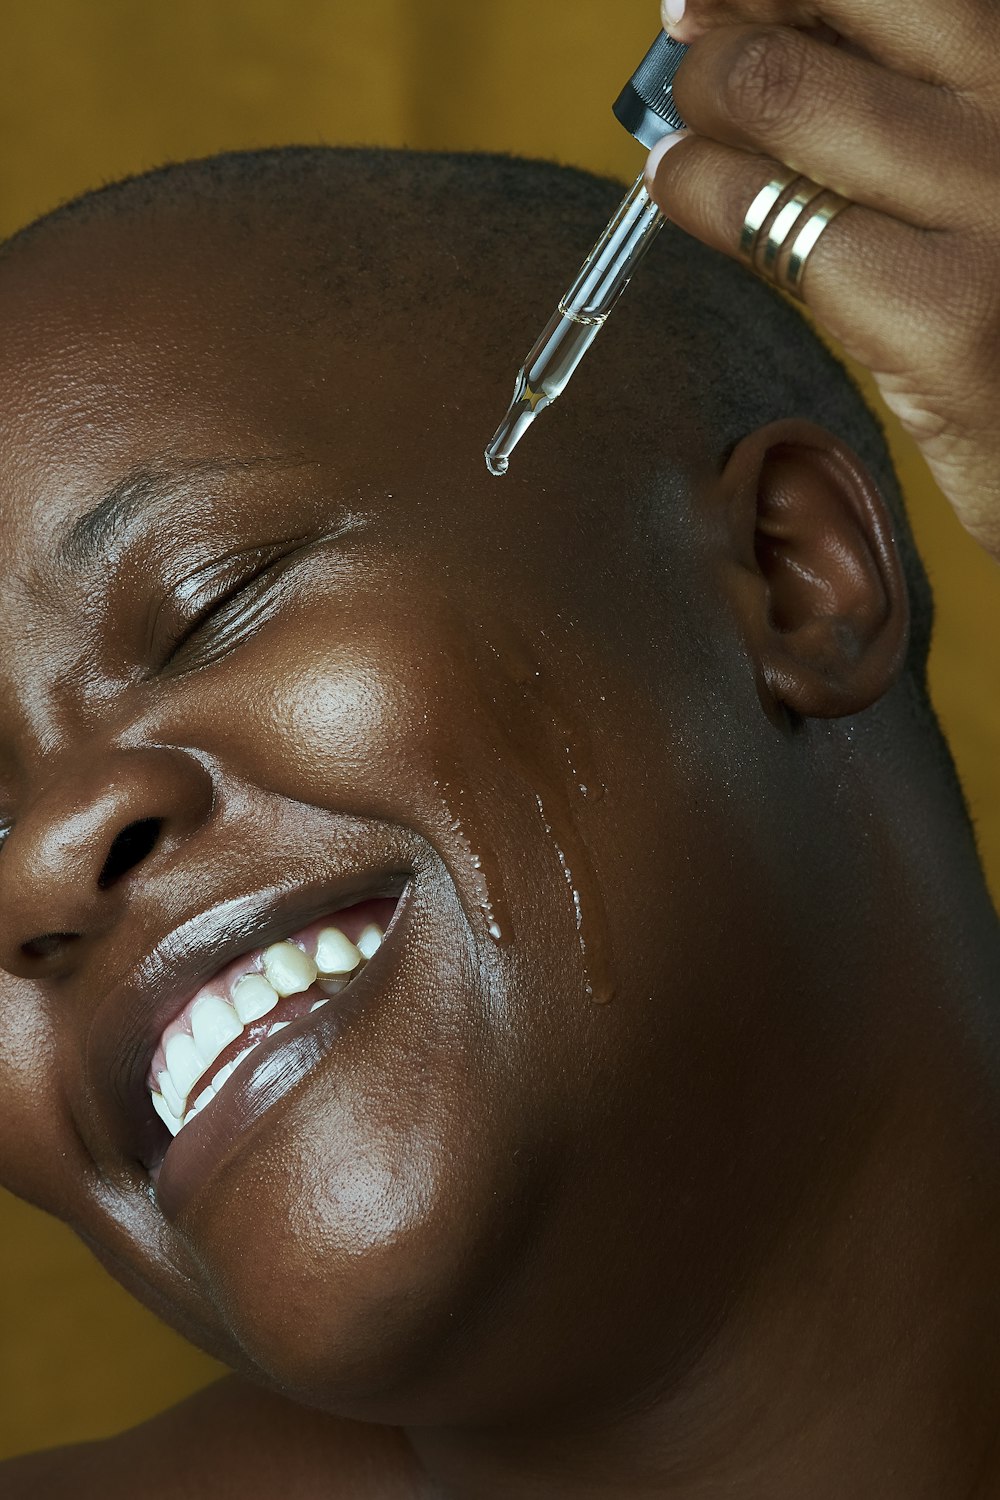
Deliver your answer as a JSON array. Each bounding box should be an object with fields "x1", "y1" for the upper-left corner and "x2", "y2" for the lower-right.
[{"x1": 0, "y1": 746, "x2": 215, "y2": 977}]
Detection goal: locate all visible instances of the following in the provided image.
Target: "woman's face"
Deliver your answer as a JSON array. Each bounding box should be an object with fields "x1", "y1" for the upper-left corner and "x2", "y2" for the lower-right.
[{"x1": 0, "y1": 209, "x2": 802, "y2": 1425}]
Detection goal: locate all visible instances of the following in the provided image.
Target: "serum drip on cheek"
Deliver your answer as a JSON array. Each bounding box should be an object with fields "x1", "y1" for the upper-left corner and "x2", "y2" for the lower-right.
[{"x1": 433, "y1": 778, "x2": 509, "y2": 946}]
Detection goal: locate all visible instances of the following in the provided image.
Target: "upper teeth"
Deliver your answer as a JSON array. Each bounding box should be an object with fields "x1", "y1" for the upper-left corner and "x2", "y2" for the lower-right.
[
  {"x1": 163, "y1": 1032, "x2": 210, "y2": 1101},
  {"x1": 262, "y1": 942, "x2": 318, "y2": 996},
  {"x1": 192, "y1": 992, "x2": 244, "y2": 1058},
  {"x1": 314, "y1": 927, "x2": 362, "y2": 975},
  {"x1": 149, "y1": 919, "x2": 383, "y2": 1140},
  {"x1": 232, "y1": 974, "x2": 280, "y2": 1023},
  {"x1": 356, "y1": 923, "x2": 383, "y2": 961}
]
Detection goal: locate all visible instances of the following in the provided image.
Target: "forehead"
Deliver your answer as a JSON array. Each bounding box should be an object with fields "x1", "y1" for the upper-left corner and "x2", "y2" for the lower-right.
[
  {"x1": 0, "y1": 213, "x2": 506, "y2": 572},
  {"x1": 0, "y1": 207, "x2": 660, "y2": 563},
  {"x1": 0, "y1": 213, "x2": 441, "y2": 468}
]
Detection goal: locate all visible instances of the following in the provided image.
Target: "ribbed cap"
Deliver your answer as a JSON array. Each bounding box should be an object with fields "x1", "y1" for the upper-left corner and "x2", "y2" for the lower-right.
[{"x1": 613, "y1": 32, "x2": 689, "y2": 148}]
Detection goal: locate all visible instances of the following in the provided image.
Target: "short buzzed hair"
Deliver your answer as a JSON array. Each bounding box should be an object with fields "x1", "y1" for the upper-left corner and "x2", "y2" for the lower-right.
[{"x1": 3, "y1": 145, "x2": 966, "y2": 812}]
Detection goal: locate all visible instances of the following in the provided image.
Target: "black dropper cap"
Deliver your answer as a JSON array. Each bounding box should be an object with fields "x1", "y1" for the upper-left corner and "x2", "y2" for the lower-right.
[{"x1": 613, "y1": 32, "x2": 689, "y2": 148}]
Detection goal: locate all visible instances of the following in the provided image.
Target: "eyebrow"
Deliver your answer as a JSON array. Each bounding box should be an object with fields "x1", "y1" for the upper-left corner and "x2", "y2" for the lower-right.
[{"x1": 57, "y1": 456, "x2": 312, "y2": 572}]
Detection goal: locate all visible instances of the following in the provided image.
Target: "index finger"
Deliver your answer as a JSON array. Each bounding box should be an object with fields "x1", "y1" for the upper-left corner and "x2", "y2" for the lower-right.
[{"x1": 662, "y1": 0, "x2": 998, "y2": 90}]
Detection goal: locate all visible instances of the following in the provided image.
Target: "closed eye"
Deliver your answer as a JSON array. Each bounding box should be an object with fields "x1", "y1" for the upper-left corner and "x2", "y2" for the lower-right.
[{"x1": 153, "y1": 540, "x2": 310, "y2": 674}]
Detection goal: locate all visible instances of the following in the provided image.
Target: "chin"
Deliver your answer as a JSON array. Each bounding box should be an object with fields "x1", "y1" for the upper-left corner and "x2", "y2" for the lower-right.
[{"x1": 163, "y1": 1024, "x2": 541, "y2": 1420}]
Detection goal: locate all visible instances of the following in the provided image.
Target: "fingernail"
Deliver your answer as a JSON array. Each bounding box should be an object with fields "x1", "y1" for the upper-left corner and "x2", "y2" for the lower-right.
[
  {"x1": 644, "y1": 129, "x2": 690, "y2": 188},
  {"x1": 663, "y1": 0, "x2": 686, "y2": 27}
]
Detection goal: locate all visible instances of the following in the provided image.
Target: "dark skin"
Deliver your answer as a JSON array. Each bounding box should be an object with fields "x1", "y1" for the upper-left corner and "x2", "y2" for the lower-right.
[{"x1": 0, "y1": 200, "x2": 999, "y2": 1500}]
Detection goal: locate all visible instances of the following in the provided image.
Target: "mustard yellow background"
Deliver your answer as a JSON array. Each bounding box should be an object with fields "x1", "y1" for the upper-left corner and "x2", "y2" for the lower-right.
[{"x1": 1, "y1": 0, "x2": 997, "y2": 1464}]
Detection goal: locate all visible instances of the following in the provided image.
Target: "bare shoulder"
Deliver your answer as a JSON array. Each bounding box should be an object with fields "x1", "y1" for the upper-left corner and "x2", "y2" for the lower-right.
[{"x1": 0, "y1": 1375, "x2": 435, "y2": 1500}]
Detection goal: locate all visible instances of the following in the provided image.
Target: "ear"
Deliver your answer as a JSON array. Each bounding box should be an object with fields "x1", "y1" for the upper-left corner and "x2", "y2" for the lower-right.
[{"x1": 719, "y1": 419, "x2": 910, "y2": 719}]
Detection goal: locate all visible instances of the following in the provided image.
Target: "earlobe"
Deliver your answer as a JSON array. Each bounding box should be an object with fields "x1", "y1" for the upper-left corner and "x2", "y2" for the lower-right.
[{"x1": 720, "y1": 419, "x2": 910, "y2": 720}]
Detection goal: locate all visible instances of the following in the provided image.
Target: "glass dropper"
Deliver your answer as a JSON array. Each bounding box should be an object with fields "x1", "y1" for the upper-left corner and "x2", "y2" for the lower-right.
[
  {"x1": 485, "y1": 32, "x2": 689, "y2": 477},
  {"x1": 484, "y1": 175, "x2": 664, "y2": 476}
]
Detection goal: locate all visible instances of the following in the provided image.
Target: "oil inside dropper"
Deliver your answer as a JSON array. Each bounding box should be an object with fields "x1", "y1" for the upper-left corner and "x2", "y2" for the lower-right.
[
  {"x1": 484, "y1": 176, "x2": 662, "y2": 477},
  {"x1": 485, "y1": 303, "x2": 607, "y2": 476}
]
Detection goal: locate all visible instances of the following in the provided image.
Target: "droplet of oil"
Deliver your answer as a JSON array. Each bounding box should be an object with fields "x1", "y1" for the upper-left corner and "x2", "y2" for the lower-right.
[
  {"x1": 534, "y1": 792, "x2": 613, "y2": 1005},
  {"x1": 434, "y1": 779, "x2": 510, "y2": 948},
  {"x1": 467, "y1": 620, "x2": 614, "y2": 992}
]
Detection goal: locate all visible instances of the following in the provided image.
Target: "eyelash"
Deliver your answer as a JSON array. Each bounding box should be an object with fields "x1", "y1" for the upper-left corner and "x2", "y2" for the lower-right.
[{"x1": 160, "y1": 552, "x2": 291, "y2": 668}]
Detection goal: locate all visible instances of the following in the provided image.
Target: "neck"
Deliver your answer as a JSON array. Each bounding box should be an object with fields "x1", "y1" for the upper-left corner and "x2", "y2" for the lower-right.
[{"x1": 408, "y1": 778, "x2": 1000, "y2": 1498}]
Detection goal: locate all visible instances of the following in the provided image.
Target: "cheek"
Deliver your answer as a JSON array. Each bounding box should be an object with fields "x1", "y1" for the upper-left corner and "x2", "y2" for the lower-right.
[
  {"x1": 258, "y1": 646, "x2": 414, "y2": 811},
  {"x1": 170, "y1": 584, "x2": 487, "y2": 820}
]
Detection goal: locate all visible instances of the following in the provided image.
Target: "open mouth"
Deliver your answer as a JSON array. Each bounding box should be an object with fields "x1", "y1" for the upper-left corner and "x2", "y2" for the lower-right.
[{"x1": 146, "y1": 894, "x2": 399, "y2": 1142}]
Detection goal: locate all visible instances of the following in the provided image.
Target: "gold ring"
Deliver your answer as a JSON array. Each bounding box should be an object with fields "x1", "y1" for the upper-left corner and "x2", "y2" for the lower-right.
[
  {"x1": 738, "y1": 168, "x2": 799, "y2": 262},
  {"x1": 756, "y1": 178, "x2": 827, "y2": 273},
  {"x1": 782, "y1": 193, "x2": 852, "y2": 294}
]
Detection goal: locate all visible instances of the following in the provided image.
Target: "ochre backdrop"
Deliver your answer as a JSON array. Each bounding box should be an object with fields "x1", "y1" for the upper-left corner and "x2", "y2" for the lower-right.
[{"x1": 1, "y1": 0, "x2": 997, "y2": 1463}]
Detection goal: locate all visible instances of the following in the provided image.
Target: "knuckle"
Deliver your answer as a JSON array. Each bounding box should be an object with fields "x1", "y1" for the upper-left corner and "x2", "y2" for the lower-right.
[{"x1": 716, "y1": 26, "x2": 811, "y2": 137}]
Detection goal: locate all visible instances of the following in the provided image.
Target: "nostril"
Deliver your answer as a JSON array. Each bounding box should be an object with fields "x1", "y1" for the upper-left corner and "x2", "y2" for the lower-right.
[
  {"x1": 21, "y1": 931, "x2": 80, "y2": 961},
  {"x1": 98, "y1": 817, "x2": 163, "y2": 890}
]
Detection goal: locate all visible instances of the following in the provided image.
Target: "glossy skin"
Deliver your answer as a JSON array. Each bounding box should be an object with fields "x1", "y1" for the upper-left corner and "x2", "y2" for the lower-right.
[{"x1": 1, "y1": 198, "x2": 999, "y2": 1499}]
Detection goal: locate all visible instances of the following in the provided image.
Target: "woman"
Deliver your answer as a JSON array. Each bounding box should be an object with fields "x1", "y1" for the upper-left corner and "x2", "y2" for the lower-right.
[{"x1": 1, "y1": 1, "x2": 998, "y2": 1495}]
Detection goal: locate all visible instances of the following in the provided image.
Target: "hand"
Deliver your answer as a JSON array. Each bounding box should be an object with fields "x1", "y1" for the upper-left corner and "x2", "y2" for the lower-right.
[{"x1": 643, "y1": 0, "x2": 1000, "y2": 563}]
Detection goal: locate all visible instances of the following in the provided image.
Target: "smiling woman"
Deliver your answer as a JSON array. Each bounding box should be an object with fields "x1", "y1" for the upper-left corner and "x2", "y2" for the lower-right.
[{"x1": 1, "y1": 4, "x2": 999, "y2": 1498}]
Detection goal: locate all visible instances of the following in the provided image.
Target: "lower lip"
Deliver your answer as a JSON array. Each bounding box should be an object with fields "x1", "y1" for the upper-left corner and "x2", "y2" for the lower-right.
[{"x1": 152, "y1": 890, "x2": 410, "y2": 1221}]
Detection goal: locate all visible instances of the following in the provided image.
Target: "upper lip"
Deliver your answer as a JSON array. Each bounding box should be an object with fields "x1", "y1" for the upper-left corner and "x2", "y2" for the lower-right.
[{"x1": 91, "y1": 864, "x2": 411, "y2": 1173}]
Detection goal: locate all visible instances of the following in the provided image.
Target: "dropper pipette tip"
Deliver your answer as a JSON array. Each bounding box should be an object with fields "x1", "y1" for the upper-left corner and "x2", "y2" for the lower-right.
[
  {"x1": 485, "y1": 450, "x2": 509, "y2": 477},
  {"x1": 484, "y1": 370, "x2": 539, "y2": 476}
]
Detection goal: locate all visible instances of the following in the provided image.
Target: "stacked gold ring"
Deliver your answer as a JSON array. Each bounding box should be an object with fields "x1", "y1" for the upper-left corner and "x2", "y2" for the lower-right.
[{"x1": 739, "y1": 169, "x2": 852, "y2": 300}]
